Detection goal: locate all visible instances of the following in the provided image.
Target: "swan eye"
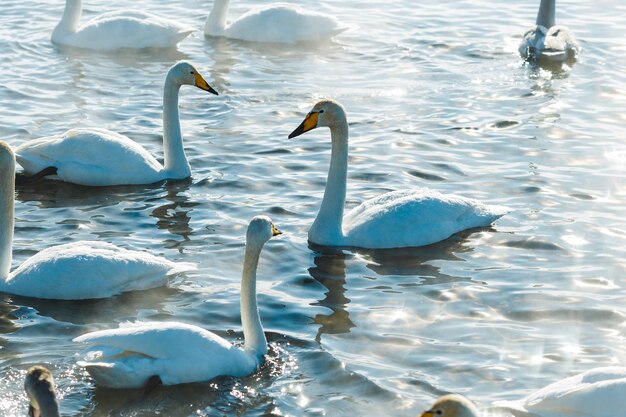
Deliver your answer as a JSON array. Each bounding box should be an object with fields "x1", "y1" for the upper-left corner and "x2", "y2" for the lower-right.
[
  {"x1": 190, "y1": 71, "x2": 195, "y2": 74},
  {"x1": 435, "y1": 410, "x2": 443, "y2": 415},
  {"x1": 319, "y1": 109, "x2": 325, "y2": 114}
]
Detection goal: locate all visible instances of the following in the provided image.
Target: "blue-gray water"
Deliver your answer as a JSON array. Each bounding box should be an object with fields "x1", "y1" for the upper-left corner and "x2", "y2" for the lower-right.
[{"x1": 1, "y1": 0, "x2": 626, "y2": 415}]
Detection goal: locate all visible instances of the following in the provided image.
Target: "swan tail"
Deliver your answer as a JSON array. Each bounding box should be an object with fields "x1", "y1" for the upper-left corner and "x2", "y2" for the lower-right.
[
  {"x1": 168, "y1": 261, "x2": 196, "y2": 275},
  {"x1": 15, "y1": 166, "x2": 57, "y2": 185}
]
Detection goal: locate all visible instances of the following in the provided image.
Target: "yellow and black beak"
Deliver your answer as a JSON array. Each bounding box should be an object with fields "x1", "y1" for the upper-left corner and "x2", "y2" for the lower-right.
[
  {"x1": 419, "y1": 411, "x2": 435, "y2": 417},
  {"x1": 288, "y1": 111, "x2": 319, "y2": 139},
  {"x1": 194, "y1": 72, "x2": 219, "y2": 95},
  {"x1": 271, "y1": 224, "x2": 282, "y2": 236}
]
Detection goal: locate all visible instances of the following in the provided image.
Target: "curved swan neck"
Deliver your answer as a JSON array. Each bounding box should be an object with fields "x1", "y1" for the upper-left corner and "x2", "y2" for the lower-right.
[
  {"x1": 536, "y1": 0, "x2": 556, "y2": 28},
  {"x1": 309, "y1": 121, "x2": 349, "y2": 245},
  {"x1": 162, "y1": 76, "x2": 191, "y2": 179},
  {"x1": 241, "y1": 242, "x2": 267, "y2": 356},
  {"x1": 0, "y1": 149, "x2": 15, "y2": 280},
  {"x1": 53, "y1": 0, "x2": 82, "y2": 38},
  {"x1": 205, "y1": 0, "x2": 230, "y2": 34}
]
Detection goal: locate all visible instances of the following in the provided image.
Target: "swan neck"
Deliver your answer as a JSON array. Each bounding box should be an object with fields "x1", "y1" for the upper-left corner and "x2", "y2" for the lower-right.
[
  {"x1": 241, "y1": 242, "x2": 267, "y2": 357},
  {"x1": 163, "y1": 77, "x2": 191, "y2": 179},
  {"x1": 205, "y1": 0, "x2": 230, "y2": 34},
  {"x1": 0, "y1": 153, "x2": 14, "y2": 281},
  {"x1": 35, "y1": 394, "x2": 61, "y2": 417},
  {"x1": 309, "y1": 122, "x2": 349, "y2": 245},
  {"x1": 536, "y1": 0, "x2": 556, "y2": 28},
  {"x1": 54, "y1": 0, "x2": 82, "y2": 37}
]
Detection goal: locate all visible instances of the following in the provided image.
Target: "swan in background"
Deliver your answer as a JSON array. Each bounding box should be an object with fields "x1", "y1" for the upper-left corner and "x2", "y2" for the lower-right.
[
  {"x1": 52, "y1": 0, "x2": 194, "y2": 50},
  {"x1": 419, "y1": 394, "x2": 479, "y2": 417},
  {"x1": 0, "y1": 142, "x2": 194, "y2": 300},
  {"x1": 204, "y1": 0, "x2": 348, "y2": 43},
  {"x1": 74, "y1": 216, "x2": 281, "y2": 388},
  {"x1": 493, "y1": 366, "x2": 626, "y2": 417},
  {"x1": 288, "y1": 100, "x2": 509, "y2": 249},
  {"x1": 25, "y1": 366, "x2": 61, "y2": 417},
  {"x1": 15, "y1": 62, "x2": 218, "y2": 187},
  {"x1": 519, "y1": 0, "x2": 580, "y2": 62}
]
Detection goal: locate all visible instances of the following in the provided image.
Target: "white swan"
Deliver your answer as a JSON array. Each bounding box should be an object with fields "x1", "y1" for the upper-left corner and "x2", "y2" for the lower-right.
[
  {"x1": 52, "y1": 0, "x2": 194, "y2": 50},
  {"x1": 419, "y1": 394, "x2": 479, "y2": 417},
  {"x1": 519, "y1": 0, "x2": 580, "y2": 62},
  {"x1": 0, "y1": 142, "x2": 194, "y2": 300},
  {"x1": 25, "y1": 366, "x2": 61, "y2": 417},
  {"x1": 288, "y1": 100, "x2": 509, "y2": 249},
  {"x1": 73, "y1": 216, "x2": 281, "y2": 388},
  {"x1": 204, "y1": 0, "x2": 347, "y2": 43},
  {"x1": 492, "y1": 366, "x2": 626, "y2": 417},
  {"x1": 15, "y1": 62, "x2": 218, "y2": 187}
]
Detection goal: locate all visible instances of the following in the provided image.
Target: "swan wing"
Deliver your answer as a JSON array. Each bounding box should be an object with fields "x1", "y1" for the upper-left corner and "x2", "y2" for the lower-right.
[
  {"x1": 225, "y1": 4, "x2": 347, "y2": 43},
  {"x1": 4, "y1": 241, "x2": 194, "y2": 300},
  {"x1": 15, "y1": 128, "x2": 165, "y2": 186},
  {"x1": 492, "y1": 367, "x2": 626, "y2": 417},
  {"x1": 74, "y1": 322, "x2": 256, "y2": 388},
  {"x1": 343, "y1": 189, "x2": 508, "y2": 249}
]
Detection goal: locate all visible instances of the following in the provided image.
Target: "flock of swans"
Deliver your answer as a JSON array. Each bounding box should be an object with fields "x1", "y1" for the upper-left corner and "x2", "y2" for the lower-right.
[{"x1": 4, "y1": 0, "x2": 611, "y2": 416}]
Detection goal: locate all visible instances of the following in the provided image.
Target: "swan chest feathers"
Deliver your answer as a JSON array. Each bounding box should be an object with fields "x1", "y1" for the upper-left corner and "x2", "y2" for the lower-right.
[
  {"x1": 75, "y1": 322, "x2": 259, "y2": 388},
  {"x1": 2, "y1": 241, "x2": 194, "y2": 300},
  {"x1": 15, "y1": 129, "x2": 166, "y2": 186},
  {"x1": 341, "y1": 189, "x2": 509, "y2": 249},
  {"x1": 519, "y1": 25, "x2": 579, "y2": 61}
]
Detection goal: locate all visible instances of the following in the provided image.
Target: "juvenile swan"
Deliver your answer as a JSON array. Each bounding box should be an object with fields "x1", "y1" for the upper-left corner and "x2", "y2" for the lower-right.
[
  {"x1": 288, "y1": 100, "x2": 509, "y2": 249},
  {"x1": 25, "y1": 366, "x2": 61, "y2": 417},
  {"x1": 74, "y1": 216, "x2": 281, "y2": 388},
  {"x1": 420, "y1": 394, "x2": 479, "y2": 417},
  {"x1": 204, "y1": 0, "x2": 347, "y2": 43},
  {"x1": 519, "y1": 0, "x2": 580, "y2": 62},
  {"x1": 0, "y1": 142, "x2": 194, "y2": 300},
  {"x1": 52, "y1": 0, "x2": 194, "y2": 50},
  {"x1": 15, "y1": 62, "x2": 218, "y2": 187}
]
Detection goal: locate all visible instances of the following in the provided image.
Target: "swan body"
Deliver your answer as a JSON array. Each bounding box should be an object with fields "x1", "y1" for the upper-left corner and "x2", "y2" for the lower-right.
[
  {"x1": 0, "y1": 142, "x2": 194, "y2": 300},
  {"x1": 492, "y1": 367, "x2": 626, "y2": 417},
  {"x1": 288, "y1": 100, "x2": 509, "y2": 249},
  {"x1": 519, "y1": 0, "x2": 579, "y2": 62},
  {"x1": 52, "y1": 0, "x2": 194, "y2": 50},
  {"x1": 420, "y1": 394, "x2": 479, "y2": 417},
  {"x1": 204, "y1": 0, "x2": 347, "y2": 43},
  {"x1": 25, "y1": 366, "x2": 61, "y2": 417},
  {"x1": 15, "y1": 62, "x2": 218, "y2": 187},
  {"x1": 74, "y1": 216, "x2": 281, "y2": 388}
]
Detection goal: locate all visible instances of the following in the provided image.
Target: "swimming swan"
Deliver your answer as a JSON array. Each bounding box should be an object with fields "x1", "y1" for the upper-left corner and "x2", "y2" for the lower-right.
[
  {"x1": 419, "y1": 394, "x2": 480, "y2": 417},
  {"x1": 204, "y1": 0, "x2": 347, "y2": 43},
  {"x1": 52, "y1": 0, "x2": 194, "y2": 50},
  {"x1": 519, "y1": 0, "x2": 580, "y2": 62},
  {"x1": 15, "y1": 62, "x2": 218, "y2": 187},
  {"x1": 73, "y1": 216, "x2": 281, "y2": 388},
  {"x1": 288, "y1": 100, "x2": 509, "y2": 249},
  {"x1": 0, "y1": 142, "x2": 194, "y2": 300},
  {"x1": 25, "y1": 366, "x2": 61, "y2": 417}
]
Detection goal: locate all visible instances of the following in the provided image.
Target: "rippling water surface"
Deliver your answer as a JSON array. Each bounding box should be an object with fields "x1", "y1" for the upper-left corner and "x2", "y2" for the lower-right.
[{"x1": 1, "y1": 0, "x2": 626, "y2": 415}]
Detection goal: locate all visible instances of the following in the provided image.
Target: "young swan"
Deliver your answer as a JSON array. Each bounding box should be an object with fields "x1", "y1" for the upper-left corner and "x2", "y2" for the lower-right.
[
  {"x1": 74, "y1": 216, "x2": 281, "y2": 388},
  {"x1": 24, "y1": 366, "x2": 61, "y2": 417},
  {"x1": 15, "y1": 61, "x2": 218, "y2": 187},
  {"x1": 288, "y1": 100, "x2": 509, "y2": 249},
  {"x1": 0, "y1": 141, "x2": 194, "y2": 300},
  {"x1": 52, "y1": 0, "x2": 194, "y2": 50},
  {"x1": 419, "y1": 394, "x2": 480, "y2": 417},
  {"x1": 519, "y1": 0, "x2": 580, "y2": 62}
]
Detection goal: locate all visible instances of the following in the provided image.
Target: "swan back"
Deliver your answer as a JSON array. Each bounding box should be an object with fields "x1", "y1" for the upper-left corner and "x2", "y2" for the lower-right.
[
  {"x1": 420, "y1": 394, "x2": 480, "y2": 417},
  {"x1": 0, "y1": 142, "x2": 15, "y2": 279},
  {"x1": 25, "y1": 366, "x2": 61, "y2": 417}
]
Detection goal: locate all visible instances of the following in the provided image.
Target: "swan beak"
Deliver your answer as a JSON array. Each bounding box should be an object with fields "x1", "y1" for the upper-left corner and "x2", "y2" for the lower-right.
[
  {"x1": 194, "y1": 72, "x2": 219, "y2": 95},
  {"x1": 418, "y1": 412, "x2": 434, "y2": 417},
  {"x1": 288, "y1": 111, "x2": 319, "y2": 139},
  {"x1": 271, "y1": 224, "x2": 282, "y2": 236}
]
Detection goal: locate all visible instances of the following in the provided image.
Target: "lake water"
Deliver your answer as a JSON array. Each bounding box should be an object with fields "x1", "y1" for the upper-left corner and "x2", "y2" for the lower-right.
[{"x1": 1, "y1": 0, "x2": 626, "y2": 415}]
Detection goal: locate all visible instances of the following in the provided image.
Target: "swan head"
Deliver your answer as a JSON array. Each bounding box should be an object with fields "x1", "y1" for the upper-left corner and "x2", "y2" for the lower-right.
[
  {"x1": 167, "y1": 61, "x2": 218, "y2": 95},
  {"x1": 0, "y1": 141, "x2": 16, "y2": 174},
  {"x1": 246, "y1": 216, "x2": 282, "y2": 248},
  {"x1": 24, "y1": 366, "x2": 61, "y2": 417},
  {"x1": 288, "y1": 99, "x2": 347, "y2": 139},
  {"x1": 419, "y1": 394, "x2": 480, "y2": 417}
]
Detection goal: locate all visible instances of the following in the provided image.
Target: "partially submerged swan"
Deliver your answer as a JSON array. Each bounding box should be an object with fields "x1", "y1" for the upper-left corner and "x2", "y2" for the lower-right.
[
  {"x1": 25, "y1": 366, "x2": 60, "y2": 417},
  {"x1": 288, "y1": 100, "x2": 509, "y2": 249},
  {"x1": 0, "y1": 142, "x2": 194, "y2": 300},
  {"x1": 74, "y1": 216, "x2": 281, "y2": 388},
  {"x1": 204, "y1": 0, "x2": 347, "y2": 43},
  {"x1": 519, "y1": 0, "x2": 580, "y2": 62},
  {"x1": 52, "y1": 0, "x2": 194, "y2": 50},
  {"x1": 419, "y1": 394, "x2": 479, "y2": 417},
  {"x1": 15, "y1": 62, "x2": 218, "y2": 187}
]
